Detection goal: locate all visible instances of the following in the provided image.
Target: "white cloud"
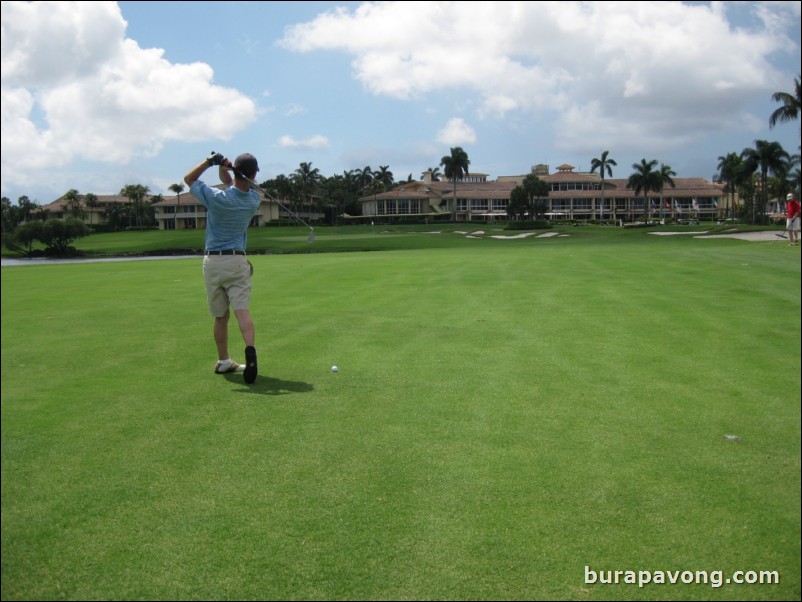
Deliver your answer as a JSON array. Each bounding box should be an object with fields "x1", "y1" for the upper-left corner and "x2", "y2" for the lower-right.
[
  {"x1": 280, "y1": 1, "x2": 797, "y2": 155},
  {"x1": 437, "y1": 118, "x2": 477, "y2": 146},
  {"x1": 278, "y1": 134, "x2": 331, "y2": 150},
  {"x1": 284, "y1": 103, "x2": 307, "y2": 117},
  {"x1": 1, "y1": 0, "x2": 256, "y2": 190}
]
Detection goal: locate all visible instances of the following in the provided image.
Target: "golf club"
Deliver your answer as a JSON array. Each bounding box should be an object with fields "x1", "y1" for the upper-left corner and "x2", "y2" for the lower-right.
[{"x1": 210, "y1": 151, "x2": 315, "y2": 244}]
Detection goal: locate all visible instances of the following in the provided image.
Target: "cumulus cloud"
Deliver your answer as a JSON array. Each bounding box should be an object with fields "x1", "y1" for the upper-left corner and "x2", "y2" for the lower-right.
[
  {"x1": 437, "y1": 118, "x2": 477, "y2": 146},
  {"x1": 278, "y1": 134, "x2": 331, "y2": 150},
  {"x1": 279, "y1": 0, "x2": 797, "y2": 155},
  {"x1": 1, "y1": 1, "x2": 256, "y2": 188}
]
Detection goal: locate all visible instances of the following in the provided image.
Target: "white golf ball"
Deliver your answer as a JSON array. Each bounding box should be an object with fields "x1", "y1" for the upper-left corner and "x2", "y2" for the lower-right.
[{"x1": 331, "y1": 365, "x2": 339, "y2": 373}]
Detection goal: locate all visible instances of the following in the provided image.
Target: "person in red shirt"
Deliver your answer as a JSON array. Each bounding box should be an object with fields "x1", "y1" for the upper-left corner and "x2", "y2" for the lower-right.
[{"x1": 786, "y1": 193, "x2": 800, "y2": 246}]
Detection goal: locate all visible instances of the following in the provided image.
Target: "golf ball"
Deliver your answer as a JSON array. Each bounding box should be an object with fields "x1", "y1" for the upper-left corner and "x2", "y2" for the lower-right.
[{"x1": 331, "y1": 365, "x2": 339, "y2": 373}]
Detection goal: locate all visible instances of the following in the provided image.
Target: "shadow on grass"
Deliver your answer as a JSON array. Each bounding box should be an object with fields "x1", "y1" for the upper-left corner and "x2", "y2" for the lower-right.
[{"x1": 224, "y1": 373, "x2": 314, "y2": 396}]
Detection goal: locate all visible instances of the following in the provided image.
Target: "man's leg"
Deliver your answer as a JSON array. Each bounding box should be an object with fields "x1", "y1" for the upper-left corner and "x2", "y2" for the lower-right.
[
  {"x1": 234, "y1": 308, "x2": 255, "y2": 347},
  {"x1": 212, "y1": 309, "x2": 246, "y2": 373},
  {"x1": 214, "y1": 309, "x2": 231, "y2": 360},
  {"x1": 234, "y1": 308, "x2": 258, "y2": 383}
]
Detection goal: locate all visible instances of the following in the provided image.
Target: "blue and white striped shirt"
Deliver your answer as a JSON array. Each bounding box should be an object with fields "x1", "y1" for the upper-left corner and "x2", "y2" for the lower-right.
[{"x1": 190, "y1": 181, "x2": 261, "y2": 251}]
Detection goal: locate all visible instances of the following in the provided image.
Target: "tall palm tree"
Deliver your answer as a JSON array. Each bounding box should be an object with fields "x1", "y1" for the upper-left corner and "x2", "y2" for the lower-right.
[
  {"x1": 62, "y1": 189, "x2": 85, "y2": 220},
  {"x1": 717, "y1": 153, "x2": 744, "y2": 219},
  {"x1": 626, "y1": 159, "x2": 659, "y2": 222},
  {"x1": 293, "y1": 162, "x2": 322, "y2": 211},
  {"x1": 590, "y1": 150, "x2": 616, "y2": 221},
  {"x1": 119, "y1": 184, "x2": 150, "y2": 227},
  {"x1": 656, "y1": 163, "x2": 676, "y2": 220},
  {"x1": 440, "y1": 147, "x2": 470, "y2": 222},
  {"x1": 355, "y1": 165, "x2": 374, "y2": 191},
  {"x1": 168, "y1": 183, "x2": 185, "y2": 230},
  {"x1": 84, "y1": 193, "x2": 99, "y2": 227},
  {"x1": 769, "y1": 74, "x2": 801, "y2": 151},
  {"x1": 740, "y1": 140, "x2": 790, "y2": 224},
  {"x1": 374, "y1": 165, "x2": 394, "y2": 189}
]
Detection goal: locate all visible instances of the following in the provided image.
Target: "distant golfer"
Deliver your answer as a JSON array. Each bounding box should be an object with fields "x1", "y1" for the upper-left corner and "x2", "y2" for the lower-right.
[
  {"x1": 184, "y1": 152, "x2": 260, "y2": 383},
  {"x1": 786, "y1": 192, "x2": 800, "y2": 246}
]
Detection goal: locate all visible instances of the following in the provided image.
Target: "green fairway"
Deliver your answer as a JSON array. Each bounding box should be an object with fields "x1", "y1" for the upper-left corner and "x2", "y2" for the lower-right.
[{"x1": 2, "y1": 231, "x2": 800, "y2": 600}]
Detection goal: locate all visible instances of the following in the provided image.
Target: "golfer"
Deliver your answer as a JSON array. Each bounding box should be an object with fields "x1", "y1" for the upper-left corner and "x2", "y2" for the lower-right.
[
  {"x1": 184, "y1": 152, "x2": 261, "y2": 383},
  {"x1": 786, "y1": 192, "x2": 800, "y2": 246}
]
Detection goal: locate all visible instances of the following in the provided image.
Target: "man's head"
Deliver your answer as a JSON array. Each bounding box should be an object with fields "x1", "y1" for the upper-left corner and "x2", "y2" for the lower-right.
[
  {"x1": 787, "y1": 193, "x2": 795, "y2": 201},
  {"x1": 234, "y1": 153, "x2": 259, "y2": 180}
]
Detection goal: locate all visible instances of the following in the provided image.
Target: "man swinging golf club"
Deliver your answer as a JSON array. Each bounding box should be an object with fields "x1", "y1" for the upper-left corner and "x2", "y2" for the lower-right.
[{"x1": 184, "y1": 152, "x2": 260, "y2": 383}]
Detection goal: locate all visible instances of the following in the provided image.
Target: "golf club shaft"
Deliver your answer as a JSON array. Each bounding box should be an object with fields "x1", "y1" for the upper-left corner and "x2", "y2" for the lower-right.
[{"x1": 234, "y1": 169, "x2": 314, "y2": 232}]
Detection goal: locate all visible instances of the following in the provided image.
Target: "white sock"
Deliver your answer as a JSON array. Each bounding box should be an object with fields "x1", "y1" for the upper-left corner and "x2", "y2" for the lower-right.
[{"x1": 218, "y1": 358, "x2": 231, "y2": 366}]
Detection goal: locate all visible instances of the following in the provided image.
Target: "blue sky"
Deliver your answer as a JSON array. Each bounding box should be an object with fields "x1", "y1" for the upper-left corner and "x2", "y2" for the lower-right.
[{"x1": 2, "y1": 1, "x2": 800, "y2": 205}]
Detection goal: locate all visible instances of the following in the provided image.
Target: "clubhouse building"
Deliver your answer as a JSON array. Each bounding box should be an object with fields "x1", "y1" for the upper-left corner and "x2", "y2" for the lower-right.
[
  {"x1": 359, "y1": 164, "x2": 727, "y2": 223},
  {"x1": 42, "y1": 163, "x2": 729, "y2": 228}
]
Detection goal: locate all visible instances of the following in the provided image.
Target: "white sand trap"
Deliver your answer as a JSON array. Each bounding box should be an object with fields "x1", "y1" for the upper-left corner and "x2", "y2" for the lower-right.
[
  {"x1": 650, "y1": 230, "x2": 786, "y2": 241},
  {"x1": 489, "y1": 232, "x2": 537, "y2": 239},
  {"x1": 487, "y1": 231, "x2": 566, "y2": 240},
  {"x1": 696, "y1": 231, "x2": 788, "y2": 241}
]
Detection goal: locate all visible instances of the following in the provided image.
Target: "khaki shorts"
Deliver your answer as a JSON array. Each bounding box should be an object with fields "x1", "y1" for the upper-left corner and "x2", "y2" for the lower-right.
[
  {"x1": 787, "y1": 217, "x2": 800, "y2": 232},
  {"x1": 203, "y1": 255, "x2": 252, "y2": 317}
]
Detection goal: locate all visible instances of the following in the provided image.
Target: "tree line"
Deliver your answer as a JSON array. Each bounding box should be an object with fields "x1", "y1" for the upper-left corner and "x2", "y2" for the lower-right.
[{"x1": 2, "y1": 76, "x2": 800, "y2": 253}]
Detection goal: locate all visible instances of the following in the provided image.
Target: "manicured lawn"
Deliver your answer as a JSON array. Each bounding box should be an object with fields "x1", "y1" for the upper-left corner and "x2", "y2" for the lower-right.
[{"x1": 2, "y1": 229, "x2": 799, "y2": 600}]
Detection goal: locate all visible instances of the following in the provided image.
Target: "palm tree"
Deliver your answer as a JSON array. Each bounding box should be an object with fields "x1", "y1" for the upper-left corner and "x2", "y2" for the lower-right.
[
  {"x1": 355, "y1": 165, "x2": 374, "y2": 191},
  {"x1": 426, "y1": 166, "x2": 442, "y2": 181},
  {"x1": 370, "y1": 165, "x2": 395, "y2": 210},
  {"x1": 62, "y1": 189, "x2": 86, "y2": 220},
  {"x1": 787, "y1": 153, "x2": 801, "y2": 198},
  {"x1": 521, "y1": 173, "x2": 550, "y2": 220},
  {"x1": 15, "y1": 196, "x2": 36, "y2": 225},
  {"x1": 769, "y1": 74, "x2": 801, "y2": 151},
  {"x1": 374, "y1": 165, "x2": 394, "y2": 189},
  {"x1": 717, "y1": 153, "x2": 744, "y2": 219},
  {"x1": 119, "y1": 184, "x2": 150, "y2": 227},
  {"x1": 590, "y1": 150, "x2": 616, "y2": 221},
  {"x1": 507, "y1": 186, "x2": 528, "y2": 221},
  {"x1": 656, "y1": 164, "x2": 676, "y2": 220},
  {"x1": 84, "y1": 193, "x2": 99, "y2": 227},
  {"x1": 626, "y1": 159, "x2": 659, "y2": 222},
  {"x1": 293, "y1": 162, "x2": 322, "y2": 213},
  {"x1": 104, "y1": 203, "x2": 131, "y2": 231},
  {"x1": 168, "y1": 183, "x2": 185, "y2": 230},
  {"x1": 740, "y1": 140, "x2": 790, "y2": 223},
  {"x1": 440, "y1": 147, "x2": 470, "y2": 222}
]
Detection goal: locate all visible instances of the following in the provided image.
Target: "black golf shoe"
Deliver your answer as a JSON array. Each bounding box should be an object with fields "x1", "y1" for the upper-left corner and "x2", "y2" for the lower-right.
[{"x1": 244, "y1": 346, "x2": 258, "y2": 384}]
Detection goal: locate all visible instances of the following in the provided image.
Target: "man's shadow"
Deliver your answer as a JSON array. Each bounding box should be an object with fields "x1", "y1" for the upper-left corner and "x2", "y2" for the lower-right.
[{"x1": 224, "y1": 373, "x2": 314, "y2": 396}]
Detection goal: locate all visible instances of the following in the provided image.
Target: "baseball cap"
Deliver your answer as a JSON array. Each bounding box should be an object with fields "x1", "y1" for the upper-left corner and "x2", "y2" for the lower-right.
[
  {"x1": 787, "y1": 193, "x2": 795, "y2": 200},
  {"x1": 234, "y1": 153, "x2": 259, "y2": 178}
]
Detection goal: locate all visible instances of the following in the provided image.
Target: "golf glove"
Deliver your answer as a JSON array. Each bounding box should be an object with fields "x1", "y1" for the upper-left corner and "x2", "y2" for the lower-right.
[{"x1": 208, "y1": 152, "x2": 226, "y2": 166}]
